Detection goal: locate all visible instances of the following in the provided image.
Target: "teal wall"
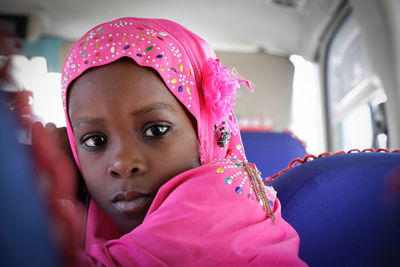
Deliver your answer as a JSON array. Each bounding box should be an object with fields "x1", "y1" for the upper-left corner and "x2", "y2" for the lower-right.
[{"x1": 22, "y1": 36, "x2": 66, "y2": 72}]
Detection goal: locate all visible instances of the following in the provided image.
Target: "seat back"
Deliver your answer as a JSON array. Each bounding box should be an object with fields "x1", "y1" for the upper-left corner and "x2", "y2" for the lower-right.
[
  {"x1": 241, "y1": 131, "x2": 307, "y2": 178},
  {"x1": 269, "y1": 152, "x2": 400, "y2": 266}
]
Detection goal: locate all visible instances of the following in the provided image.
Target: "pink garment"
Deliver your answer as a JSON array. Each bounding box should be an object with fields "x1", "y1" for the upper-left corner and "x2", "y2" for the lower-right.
[{"x1": 62, "y1": 17, "x2": 306, "y2": 266}]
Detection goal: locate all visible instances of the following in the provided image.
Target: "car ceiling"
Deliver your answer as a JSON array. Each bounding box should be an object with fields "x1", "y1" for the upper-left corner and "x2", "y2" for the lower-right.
[{"x1": 0, "y1": 0, "x2": 343, "y2": 60}]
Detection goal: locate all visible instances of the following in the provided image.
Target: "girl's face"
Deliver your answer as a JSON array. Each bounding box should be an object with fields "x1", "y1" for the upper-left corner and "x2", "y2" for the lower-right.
[{"x1": 68, "y1": 59, "x2": 200, "y2": 233}]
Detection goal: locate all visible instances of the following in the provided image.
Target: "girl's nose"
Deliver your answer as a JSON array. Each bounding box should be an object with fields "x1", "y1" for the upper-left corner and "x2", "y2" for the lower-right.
[{"x1": 108, "y1": 144, "x2": 145, "y2": 179}]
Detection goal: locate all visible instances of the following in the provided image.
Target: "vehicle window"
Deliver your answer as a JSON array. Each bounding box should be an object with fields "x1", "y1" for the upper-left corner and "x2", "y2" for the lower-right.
[
  {"x1": 7, "y1": 55, "x2": 65, "y2": 127},
  {"x1": 326, "y1": 12, "x2": 387, "y2": 151}
]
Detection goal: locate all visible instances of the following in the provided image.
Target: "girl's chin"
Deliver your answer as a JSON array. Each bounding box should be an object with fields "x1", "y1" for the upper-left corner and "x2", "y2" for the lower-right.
[
  {"x1": 111, "y1": 212, "x2": 147, "y2": 234},
  {"x1": 117, "y1": 219, "x2": 144, "y2": 234}
]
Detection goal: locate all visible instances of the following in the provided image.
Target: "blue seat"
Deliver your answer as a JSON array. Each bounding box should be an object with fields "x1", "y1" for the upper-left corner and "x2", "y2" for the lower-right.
[
  {"x1": 269, "y1": 152, "x2": 400, "y2": 266},
  {"x1": 241, "y1": 131, "x2": 307, "y2": 178},
  {"x1": 0, "y1": 94, "x2": 59, "y2": 267}
]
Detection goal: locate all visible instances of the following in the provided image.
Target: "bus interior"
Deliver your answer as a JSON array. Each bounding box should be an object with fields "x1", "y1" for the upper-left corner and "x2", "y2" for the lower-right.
[{"x1": 1, "y1": 0, "x2": 400, "y2": 265}]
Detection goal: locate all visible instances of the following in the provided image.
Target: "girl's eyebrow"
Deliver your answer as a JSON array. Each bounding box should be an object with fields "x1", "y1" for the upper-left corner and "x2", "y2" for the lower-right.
[
  {"x1": 73, "y1": 102, "x2": 176, "y2": 128},
  {"x1": 73, "y1": 117, "x2": 104, "y2": 129},
  {"x1": 131, "y1": 102, "x2": 176, "y2": 117}
]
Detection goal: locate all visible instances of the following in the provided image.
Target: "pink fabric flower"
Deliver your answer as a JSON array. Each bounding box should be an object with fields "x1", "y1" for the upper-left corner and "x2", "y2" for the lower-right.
[{"x1": 202, "y1": 58, "x2": 252, "y2": 134}]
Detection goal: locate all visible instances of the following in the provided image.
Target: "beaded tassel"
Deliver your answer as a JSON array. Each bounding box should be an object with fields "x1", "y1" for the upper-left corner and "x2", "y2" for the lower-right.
[{"x1": 244, "y1": 162, "x2": 276, "y2": 224}]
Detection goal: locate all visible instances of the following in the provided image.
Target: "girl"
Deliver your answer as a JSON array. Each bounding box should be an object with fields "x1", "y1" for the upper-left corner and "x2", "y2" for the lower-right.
[{"x1": 38, "y1": 17, "x2": 306, "y2": 265}]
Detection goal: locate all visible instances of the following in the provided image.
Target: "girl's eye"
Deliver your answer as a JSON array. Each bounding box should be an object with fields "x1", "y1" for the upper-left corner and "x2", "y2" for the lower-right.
[
  {"x1": 82, "y1": 135, "x2": 107, "y2": 150},
  {"x1": 143, "y1": 125, "x2": 170, "y2": 137}
]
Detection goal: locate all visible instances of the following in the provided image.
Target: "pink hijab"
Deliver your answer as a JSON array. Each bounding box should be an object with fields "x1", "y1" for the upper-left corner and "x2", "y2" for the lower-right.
[{"x1": 62, "y1": 17, "x2": 305, "y2": 266}]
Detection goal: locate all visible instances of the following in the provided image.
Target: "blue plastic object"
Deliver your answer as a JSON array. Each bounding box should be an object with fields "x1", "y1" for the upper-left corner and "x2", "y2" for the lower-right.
[
  {"x1": 269, "y1": 152, "x2": 400, "y2": 266},
  {"x1": 0, "y1": 97, "x2": 59, "y2": 266},
  {"x1": 240, "y1": 131, "x2": 307, "y2": 178}
]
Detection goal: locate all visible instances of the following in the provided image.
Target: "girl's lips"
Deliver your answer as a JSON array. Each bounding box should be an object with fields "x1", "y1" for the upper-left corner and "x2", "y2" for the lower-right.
[
  {"x1": 111, "y1": 191, "x2": 153, "y2": 214},
  {"x1": 112, "y1": 197, "x2": 152, "y2": 214}
]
